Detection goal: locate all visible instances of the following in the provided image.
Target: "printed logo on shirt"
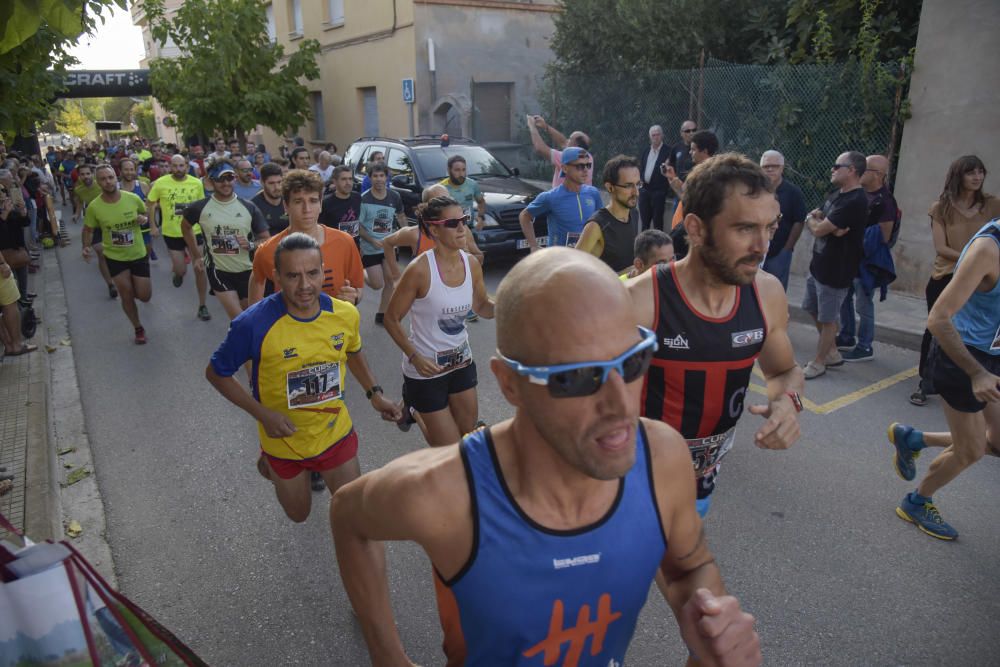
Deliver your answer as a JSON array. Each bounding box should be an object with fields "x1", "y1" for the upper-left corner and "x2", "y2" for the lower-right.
[
  {"x1": 553, "y1": 553, "x2": 601, "y2": 569},
  {"x1": 731, "y1": 328, "x2": 764, "y2": 348},
  {"x1": 330, "y1": 333, "x2": 345, "y2": 351},
  {"x1": 283, "y1": 347, "x2": 298, "y2": 359},
  {"x1": 523, "y1": 594, "x2": 623, "y2": 667},
  {"x1": 662, "y1": 333, "x2": 690, "y2": 350}
]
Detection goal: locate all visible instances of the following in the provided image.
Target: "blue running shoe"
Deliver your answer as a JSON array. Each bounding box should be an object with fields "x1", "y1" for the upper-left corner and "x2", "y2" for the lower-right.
[
  {"x1": 887, "y1": 423, "x2": 920, "y2": 481},
  {"x1": 896, "y1": 495, "x2": 957, "y2": 540}
]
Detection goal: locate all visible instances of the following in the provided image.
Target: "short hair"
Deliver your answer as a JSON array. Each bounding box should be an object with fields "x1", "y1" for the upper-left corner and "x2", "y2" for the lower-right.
[
  {"x1": 760, "y1": 150, "x2": 784, "y2": 166},
  {"x1": 95, "y1": 163, "x2": 116, "y2": 177},
  {"x1": 649, "y1": 125, "x2": 663, "y2": 136},
  {"x1": 274, "y1": 232, "x2": 322, "y2": 272},
  {"x1": 447, "y1": 155, "x2": 467, "y2": 169},
  {"x1": 290, "y1": 146, "x2": 310, "y2": 162},
  {"x1": 259, "y1": 162, "x2": 282, "y2": 180},
  {"x1": 843, "y1": 151, "x2": 866, "y2": 177},
  {"x1": 118, "y1": 157, "x2": 136, "y2": 170},
  {"x1": 601, "y1": 155, "x2": 640, "y2": 186},
  {"x1": 634, "y1": 229, "x2": 673, "y2": 265},
  {"x1": 682, "y1": 152, "x2": 773, "y2": 226},
  {"x1": 281, "y1": 169, "x2": 323, "y2": 203},
  {"x1": 226, "y1": 137, "x2": 237, "y2": 145},
  {"x1": 332, "y1": 164, "x2": 352, "y2": 179},
  {"x1": 368, "y1": 162, "x2": 389, "y2": 177},
  {"x1": 571, "y1": 133, "x2": 590, "y2": 150},
  {"x1": 690, "y1": 131, "x2": 719, "y2": 156},
  {"x1": 77, "y1": 163, "x2": 94, "y2": 173}
]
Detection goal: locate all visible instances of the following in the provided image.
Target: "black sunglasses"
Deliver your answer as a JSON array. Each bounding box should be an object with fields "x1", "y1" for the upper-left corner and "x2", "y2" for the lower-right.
[
  {"x1": 832, "y1": 164, "x2": 850, "y2": 170},
  {"x1": 682, "y1": 128, "x2": 698, "y2": 133},
  {"x1": 569, "y1": 162, "x2": 593, "y2": 171},
  {"x1": 425, "y1": 214, "x2": 471, "y2": 229},
  {"x1": 214, "y1": 174, "x2": 236, "y2": 182}
]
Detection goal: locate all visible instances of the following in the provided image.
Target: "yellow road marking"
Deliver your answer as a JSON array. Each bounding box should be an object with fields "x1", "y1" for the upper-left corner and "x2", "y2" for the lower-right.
[{"x1": 749, "y1": 366, "x2": 919, "y2": 415}]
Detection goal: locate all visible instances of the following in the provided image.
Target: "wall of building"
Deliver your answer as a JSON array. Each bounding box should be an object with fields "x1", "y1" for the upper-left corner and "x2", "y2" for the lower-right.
[
  {"x1": 412, "y1": 0, "x2": 558, "y2": 165},
  {"x1": 258, "y1": 0, "x2": 417, "y2": 155},
  {"x1": 889, "y1": 0, "x2": 1000, "y2": 294},
  {"x1": 131, "y1": 0, "x2": 183, "y2": 145}
]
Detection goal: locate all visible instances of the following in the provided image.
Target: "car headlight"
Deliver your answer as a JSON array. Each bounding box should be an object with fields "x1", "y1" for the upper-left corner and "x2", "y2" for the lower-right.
[{"x1": 482, "y1": 213, "x2": 500, "y2": 228}]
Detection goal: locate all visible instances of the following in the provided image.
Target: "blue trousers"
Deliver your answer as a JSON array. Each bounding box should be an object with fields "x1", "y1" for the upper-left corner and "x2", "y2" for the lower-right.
[{"x1": 838, "y1": 277, "x2": 875, "y2": 349}]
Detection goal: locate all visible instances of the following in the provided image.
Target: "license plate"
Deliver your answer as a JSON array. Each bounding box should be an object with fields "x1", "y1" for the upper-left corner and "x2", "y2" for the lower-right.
[{"x1": 517, "y1": 236, "x2": 549, "y2": 250}]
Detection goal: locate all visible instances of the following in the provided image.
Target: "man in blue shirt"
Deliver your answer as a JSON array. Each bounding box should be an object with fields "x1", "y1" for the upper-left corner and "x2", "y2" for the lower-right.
[{"x1": 518, "y1": 147, "x2": 603, "y2": 251}]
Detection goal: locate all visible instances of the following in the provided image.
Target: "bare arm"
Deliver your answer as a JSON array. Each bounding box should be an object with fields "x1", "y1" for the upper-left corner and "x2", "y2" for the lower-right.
[
  {"x1": 625, "y1": 268, "x2": 658, "y2": 329},
  {"x1": 783, "y1": 221, "x2": 804, "y2": 250},
  {"x1": 469, "y1": 255, "x2": 494, "y2": 319},
  {"x1": 204, "y1": 364, "x2": 296, "y2": 438},
  {"x1": 345, "y1": 351, "x2": 402, "y2": 422},
  {"x1": 518, "y1": 208, "x2": 539, "y2": 252},
  {"x1": 879, "y1": 220, "x2": 894, "y2": 244},
  {"x1": 475, "y1": 194, "x2": 487, "y2": 230},
  {"x1": 181, "y1": 219, "x2": 203, "y2": 269},
  {"x1": 384, "y1": 257, "x2": 442, "y2": 377},
  {"x1": 930, "y1": 217, "x2": 961, "y2": 262},
  {"x1": 381, "y1": 227, "x2": 411, "y2": 282},
  {"x1": 927, "y1": 239, "x2": 1000, "y2": 402},
  {"x1": 545, "y1": 122, "x2": 569, "y2": 149},
  {"x1": 145, "y1": 200, "x2": 159, "y2": 234},
  {"x1": 574, "y1": 220, "x2": 604, "y2": 258},
  {"x1": 806, "y1": 212, "x2": 848, "y2": 238},
  {"x1": 463, "y1": 230, "x2": 485, "y2": 267},
  {"x1": 526, "y1": 114, "x2": 551, "y2": 159},
  {"x1": 248, "y1": 268, "x2": 265, "y2": 305}
]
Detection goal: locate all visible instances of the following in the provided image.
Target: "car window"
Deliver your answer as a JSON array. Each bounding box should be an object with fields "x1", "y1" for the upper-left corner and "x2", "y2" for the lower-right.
[
  {"x1": 386, "y1": 148, "x2": 414, "y2": 184},
  {"x1": 342, "y1": 143, "x2": 364, "y2": 168},
  {"x1": 357, "y1": 145, "x2": 386, "y2": 174},
  {"x1": 411, "y1": 145, "x2": 512, "y2": 182}
]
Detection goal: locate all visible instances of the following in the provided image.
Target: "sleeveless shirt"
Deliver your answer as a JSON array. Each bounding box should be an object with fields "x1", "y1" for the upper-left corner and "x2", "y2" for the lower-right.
[{"x1": 952, "y1": 220, "x2": 1000, "y2": 355}]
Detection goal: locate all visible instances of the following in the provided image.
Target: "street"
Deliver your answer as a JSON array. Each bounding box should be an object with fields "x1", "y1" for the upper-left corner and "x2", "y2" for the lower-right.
[{"x1": 55, "y1": 214, "x2": 999, "y2": 666}]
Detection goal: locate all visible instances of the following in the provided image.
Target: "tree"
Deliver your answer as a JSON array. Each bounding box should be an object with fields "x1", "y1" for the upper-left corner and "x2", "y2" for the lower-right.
[
  {"x1": 56, "y1": 102, "x2": 92, "y2": 140},
  {"x1": 133, "y1": 100, "x2": 156, "y2": 139},
  {"x1": 0, "y1": 0, "x2": 125, "y2": 138},
  {"x1": 141, "y1": 0, "x2": 321, "y2": 152}
]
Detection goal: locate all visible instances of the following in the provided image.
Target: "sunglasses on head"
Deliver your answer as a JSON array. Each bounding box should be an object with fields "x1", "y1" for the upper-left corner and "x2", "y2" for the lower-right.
[
  {"x1": 498, "y1": 327, "x2": 658, "y2": 398},
  {"x1": 214, "y1": 174, "x2": 236, "y2": 182},
  {"x1": 425, "y1": 214, "x2": 470, "y2": 228}
]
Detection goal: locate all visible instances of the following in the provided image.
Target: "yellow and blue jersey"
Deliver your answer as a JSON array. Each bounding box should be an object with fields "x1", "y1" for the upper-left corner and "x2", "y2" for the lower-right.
[{"x1": 210, "y1": 293, "x2": 362, "y2": 459}]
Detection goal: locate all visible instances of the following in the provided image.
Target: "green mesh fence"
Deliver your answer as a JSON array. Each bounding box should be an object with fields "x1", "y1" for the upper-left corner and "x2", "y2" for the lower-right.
[{"x1": 522, "y1": 59, "x2": 905, "y2": 207}]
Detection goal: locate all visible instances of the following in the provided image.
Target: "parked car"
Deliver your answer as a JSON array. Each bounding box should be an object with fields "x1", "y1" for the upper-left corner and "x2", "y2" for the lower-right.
[{"x1": 341, "y1": 136, "x2": 547, "y2": 259}]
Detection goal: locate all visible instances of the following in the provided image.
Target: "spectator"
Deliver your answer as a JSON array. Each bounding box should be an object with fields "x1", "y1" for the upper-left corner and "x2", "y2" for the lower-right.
[
  {"x1": 837, "y1": 154, "x2": 899, "y2": 362},
  {"x1": 309, "y1": 151, "x2": 335, "y2": 184},
  {"x1": 667, "y1": 130, "x2": 719, "y2": 257},
  {"x1": 910, "y1": 155, "x2": 1000, "y2": 406},
  {"x1": 526, "y1": 114, "x2": 592, "y2": 188},
  {"x1": 667, "y1": 120, "x2": 698, "y2": 183},
  {"x1": 638, "y1": 125, "x2": 671, "y2": 231},
  {"x1": 759, "y1": 150, "x2": 808, "y2": 290},
  {"x1": 801, "y1": 151, "x2": 869, "y2": 379},
  {"x1": 576, "y1": 154, "x2": 642, "y2": 273}
]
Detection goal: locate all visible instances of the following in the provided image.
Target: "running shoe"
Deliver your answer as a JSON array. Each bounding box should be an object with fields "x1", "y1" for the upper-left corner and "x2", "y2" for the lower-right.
[
  {"x1": 172, "y1": 273, "x2": 183, "y2": 288},
  {"x1": 311, "y1": 471, "x2": 325, "y2": 492},
  {"x1": 887, "y1": 423, "x2": 920, "y2": 481},
  {"x1": 909, "y1": 388, "x2": 927, "y2": 406},
  {"x1": 803, "y1": 360, "x2": 826, "y2": 379},
  {"x1": 134, "y1": 327, "x2": 147, "y2": 345},
  {"x1": 896, "y1": 495, "x2": 957, "y2": 540},
  {"x1": 825, "y1": 349, "x2": 844, "y2": 367},
  {"x1": 150, "y1": 248, "x2": 158, "y2": 261},
  {"x1": 197, "y1": 305, "x2": 211, "y2": 321},
  {"x1": 465, "y1": 310, "x2": 479, "y2": 322},
  {"x1": 835, "y1": 334, "x2": 856, "y2": 351},
  {"x1": 108, "y1": 284, "x2": 118, "y2": 299}
]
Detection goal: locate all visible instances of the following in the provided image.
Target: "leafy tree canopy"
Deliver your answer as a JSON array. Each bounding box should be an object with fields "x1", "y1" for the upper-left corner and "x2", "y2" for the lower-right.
[{"x1": 141, "y1": 0, "x2": 321, "y2": 151}]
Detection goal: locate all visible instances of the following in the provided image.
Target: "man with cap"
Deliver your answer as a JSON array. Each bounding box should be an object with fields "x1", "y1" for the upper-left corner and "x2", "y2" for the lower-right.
[{"x1": 518, "y1": 147, "x2": 603, "y2": 252}]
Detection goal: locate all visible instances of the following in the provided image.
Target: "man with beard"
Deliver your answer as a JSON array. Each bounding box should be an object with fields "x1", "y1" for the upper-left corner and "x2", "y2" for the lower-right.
[
  {"x1": 576, "y1": 155, "x2": 642, "y2": 273},
  {"x1": 251, "y1": 163, "x2": 289, "y2": 236},
  {"x1": 73, "y1": 163, "x2": 117, "y2": 299},
  {"x1": 627, "y1": 153, "x2": 803, "y2": 518},
  {"x1": 331, "y1": 248, "x2": 762, "y2": 667}
]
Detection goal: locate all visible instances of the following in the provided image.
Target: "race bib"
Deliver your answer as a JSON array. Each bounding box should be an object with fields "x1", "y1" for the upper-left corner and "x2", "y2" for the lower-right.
[
  {"x1": 991, "y1": 323, "x2": 1000, "y2": 351},
  {"x1": 687, "y1": 428, "x2": 736, "y2": 479},
  {"x1": 565, "y1": 231, "x2": 581, "y2": 248},
  {"x1": 286, "y1": 362, "x2": 342, "y2": 409},
  {"x1": 436, "y1": 340, "x2": 472, "y2": 370},
  {"x1": 373, "y1": 216, "x2": 393, "y2": 235},
  {"x1": 110, "y1": 229, "x2": 135, "y2": 247},
  {"x1": 211, "y1": 233, "x2": 240, "y2": 255},
  {"x1": 339, "y1": 220, "x2": 360, "y2": 237}
]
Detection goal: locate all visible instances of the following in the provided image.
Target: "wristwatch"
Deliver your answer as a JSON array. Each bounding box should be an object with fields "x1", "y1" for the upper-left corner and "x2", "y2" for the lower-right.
[
  {"x1": 785, "y1": 391, "x2": 803, "y2": 413},
  {"x1": 365, "y1": 385, "x2": 383, "y2": 400}
]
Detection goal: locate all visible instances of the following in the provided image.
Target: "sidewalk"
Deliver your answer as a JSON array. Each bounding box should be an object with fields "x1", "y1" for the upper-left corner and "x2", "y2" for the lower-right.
[{"x1": 786, "y1": 272, "x2": 926, "y2": 350}]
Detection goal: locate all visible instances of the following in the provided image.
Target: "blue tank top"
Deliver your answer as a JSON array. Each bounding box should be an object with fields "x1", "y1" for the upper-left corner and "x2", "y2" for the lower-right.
[
  {"x1": 952, "y1": 220, "x2": 1000, "y2": 355},
  {"x1": 436, "y1": 425, "x2": 667, "y2": 666}
]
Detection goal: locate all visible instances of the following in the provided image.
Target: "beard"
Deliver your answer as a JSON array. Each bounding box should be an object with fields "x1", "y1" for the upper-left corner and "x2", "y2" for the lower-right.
[
  {"x1": 698, "y1": 225, "x2": 762, "y2": 286},
  {"x1": 450, "y1": 175, "x2": 465, "y2": 185}
]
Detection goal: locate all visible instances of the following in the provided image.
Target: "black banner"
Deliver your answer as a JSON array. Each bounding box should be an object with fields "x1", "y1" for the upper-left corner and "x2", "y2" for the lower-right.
[{"x1": 61, "y1": 70, "x2": 152, "y2": 98}]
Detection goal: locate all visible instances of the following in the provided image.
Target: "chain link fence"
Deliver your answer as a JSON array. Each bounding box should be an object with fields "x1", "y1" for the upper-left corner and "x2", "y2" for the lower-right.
[{"x1": 521, "y1": 59, "x2": 907, "y2": 208}]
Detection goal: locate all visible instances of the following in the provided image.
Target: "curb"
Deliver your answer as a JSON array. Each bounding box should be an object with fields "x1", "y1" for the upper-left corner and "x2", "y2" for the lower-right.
[{"x1": 42, "y1": 238, "x2": 118, "y2": 585}]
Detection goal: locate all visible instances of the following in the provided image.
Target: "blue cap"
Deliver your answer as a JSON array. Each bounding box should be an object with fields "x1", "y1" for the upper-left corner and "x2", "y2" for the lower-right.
[
  {"x1": 210, "y1": 163, "x2": 235, "y2": 180},
  {"x1": 560, "y1": 147, "x2": 591, "y2": 172}
]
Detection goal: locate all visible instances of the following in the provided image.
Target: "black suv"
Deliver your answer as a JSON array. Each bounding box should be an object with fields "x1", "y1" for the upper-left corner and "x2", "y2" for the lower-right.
[{"x1": 341, "y1": 136, "x2": 546, "y2": 258}]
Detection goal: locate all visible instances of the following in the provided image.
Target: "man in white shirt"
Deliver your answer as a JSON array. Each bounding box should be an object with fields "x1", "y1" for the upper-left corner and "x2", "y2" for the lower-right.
[{"x1": 638, "y1": 124, "x2": 671, "y2": 231}]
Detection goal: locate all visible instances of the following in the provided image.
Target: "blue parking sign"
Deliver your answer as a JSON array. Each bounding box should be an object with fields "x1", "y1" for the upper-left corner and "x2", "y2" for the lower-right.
[{"x1": 402, "y1": 78, "x2": 415, "y2": 104}]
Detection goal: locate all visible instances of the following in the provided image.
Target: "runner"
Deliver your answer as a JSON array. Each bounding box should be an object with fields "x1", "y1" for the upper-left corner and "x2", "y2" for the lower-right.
[
  {"x1": 82, "y1": 165, "x2": 153, "y2": 344},
  {"x1": 146, "y1": 154, "x2": 210, "y2": 321},
  {"x1": 318, "y1": 165, "x2": 361, "y2": 243},
  {"x1": 624, "y1": 228, "x2": 674, "y2": 279},
  {"x1": 331, "y1": 248, "x2": 761, "y2": 666},
  {"x1": 887, "y1": 219, "x2": 1000, "y2": 540},
  {"x1": 518, "y1": 147, "x2": 603, "y2": 252},
  {"x1": 383, "y1": 196, "x2": 494, "y2": 447},
  {"x1": 118, "y1": 158, "x2": 155, "y2": 260},
  {"x1": 576, "y1": 154, "x2": 642, "y2": 273},
  {"x1": 627, "y1": 153, "x2": 803, "y2": 518},
  {"x1": 358, "y1": 163, "x2": 406, "y2": 325},
  {"x1": 72, "y1": 164, "x2": 117, "y2": 299},
  {"x1": 382, "y1": 183, "x2": 449, "y2": 283},
  {"x1": 206, "y1": 232, "x2": 401, "y2": 523},
  {"x1": 437, "y1": 155, "x2": 487, "y2": 320},
  {"x1": 182, "y1": 164, "x2": 270, "y2": 320},
  {"x1": 251, "y1": 163, "x2": 289, "y2": 236}
]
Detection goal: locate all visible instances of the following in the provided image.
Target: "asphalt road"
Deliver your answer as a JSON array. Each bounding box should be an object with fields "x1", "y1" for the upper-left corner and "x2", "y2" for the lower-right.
[{"x1": 56, "y1": 211, "x2": 999, "y2": 666}]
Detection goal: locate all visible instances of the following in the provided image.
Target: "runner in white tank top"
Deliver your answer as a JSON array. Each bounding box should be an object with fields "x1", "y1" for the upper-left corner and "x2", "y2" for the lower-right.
[{"x1": 384, "y1": 196, "x2": 495, "y2": 447}]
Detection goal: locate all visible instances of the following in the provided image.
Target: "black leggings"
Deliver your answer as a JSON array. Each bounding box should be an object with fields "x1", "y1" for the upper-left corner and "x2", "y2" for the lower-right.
[{"x1": 918, "y1": 273, "x2": 953, "y2": 390}]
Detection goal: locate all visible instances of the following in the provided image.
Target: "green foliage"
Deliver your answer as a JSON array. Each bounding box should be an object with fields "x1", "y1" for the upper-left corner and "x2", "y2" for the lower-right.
[
  {"x1": 134, "y1": 99, "x2": 157, "y2": 138},
  {"x1": 811, "y1": 11, "x2": 835, "y2": 64},
  {"x1": 56, "y1": 102, "x2": 92, "y2": 140},
  {"x1": 141, "y1": 0, "x2": 321, "y2": 150}
]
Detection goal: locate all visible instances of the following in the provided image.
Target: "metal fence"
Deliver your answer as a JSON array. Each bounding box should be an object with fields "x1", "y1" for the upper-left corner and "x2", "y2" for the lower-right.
[{"x1": 521, "y1": 59, "x2": 907, "y2": 207}]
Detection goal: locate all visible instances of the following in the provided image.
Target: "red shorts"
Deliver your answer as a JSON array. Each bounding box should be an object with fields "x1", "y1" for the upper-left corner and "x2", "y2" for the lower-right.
[{"x1": 262, "y1": 430, "x2": 358, "y2": 480}]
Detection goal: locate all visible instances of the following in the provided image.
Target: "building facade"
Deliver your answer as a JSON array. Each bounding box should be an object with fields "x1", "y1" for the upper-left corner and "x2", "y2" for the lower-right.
[{"x1": 131, "y1": 0, "x2": 185, "y2": 145}]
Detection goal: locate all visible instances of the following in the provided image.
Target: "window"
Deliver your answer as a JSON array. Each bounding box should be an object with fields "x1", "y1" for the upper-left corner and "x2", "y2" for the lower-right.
[
  {"x1": 310, "y1": 92, "x2": 325, "y2": 140},
  {"x1": 356, "y1": 145, "x2": 386, "y2": 175},
  {"x1": 288, "y1": 0, "x2": 303, "y2": 37},
  {"x1": 265, "y1": 4, "x2": 276, "y2": 42},
  {"x1": 472, "y1": 82, "x2": 513, "y2": 144},
  {"x1": 360, "y1": 87, "x2": 378, "y2": 137},
  {"x1": 326, "y1": 0, "x2": 344, "y2": 26},
  {"x1": 386, "y1": 148, "x2": 413, "y2": 184}
]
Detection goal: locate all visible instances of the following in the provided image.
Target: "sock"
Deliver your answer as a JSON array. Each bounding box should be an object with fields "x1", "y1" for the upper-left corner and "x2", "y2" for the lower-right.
[
  {"x1": 908, "y1": 491, "x2": 931, "y2": 506},
  {"x1": 908, "y1": 429, "x2": 927, "y2": 451}
]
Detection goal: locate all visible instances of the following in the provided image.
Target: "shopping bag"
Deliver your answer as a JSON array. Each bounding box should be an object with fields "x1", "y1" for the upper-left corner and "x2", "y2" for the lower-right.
[{"x1": 0, "y1": 512, "x2": 207, "y2": 667}]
